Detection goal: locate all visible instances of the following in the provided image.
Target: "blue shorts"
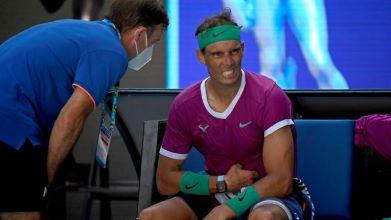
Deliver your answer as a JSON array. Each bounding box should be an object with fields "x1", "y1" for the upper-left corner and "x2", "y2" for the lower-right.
[
  {"x1": 249, "y1": 194, "x2": 302, "y2": 220},
  {"x1": 177, "y1": 178, "x2": 314, "y2": 220}
]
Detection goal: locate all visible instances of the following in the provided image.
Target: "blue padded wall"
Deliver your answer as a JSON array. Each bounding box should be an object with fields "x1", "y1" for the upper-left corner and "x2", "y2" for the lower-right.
[{"x1": 295, "y1": 120, "x2": 355, "y2": 219}]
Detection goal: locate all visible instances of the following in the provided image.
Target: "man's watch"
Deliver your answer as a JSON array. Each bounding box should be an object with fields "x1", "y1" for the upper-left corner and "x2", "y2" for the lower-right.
[{"x1": 216, "y1": 175, "x2": 226, "y2": 193}]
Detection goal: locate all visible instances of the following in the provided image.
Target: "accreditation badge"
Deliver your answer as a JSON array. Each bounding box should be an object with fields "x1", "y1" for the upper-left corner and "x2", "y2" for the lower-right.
[
  {"x1": 96, "y1": 123, "x2": 113, "y2": 168},
  {"x1": 95, "y1": 86, "x2": 119, "y2": 168}
]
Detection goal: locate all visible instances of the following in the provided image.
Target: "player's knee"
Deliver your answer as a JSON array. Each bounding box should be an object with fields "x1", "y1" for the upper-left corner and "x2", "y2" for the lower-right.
[
  {"x1": 249, "y1": 205, "x2": 287, "y2": 220},
  {"x1": 138, "y1": 208, "x2": 156, "y2": 220},
  {"x1": 249, "y1": 208, "x2": 274, "y2": 220}
]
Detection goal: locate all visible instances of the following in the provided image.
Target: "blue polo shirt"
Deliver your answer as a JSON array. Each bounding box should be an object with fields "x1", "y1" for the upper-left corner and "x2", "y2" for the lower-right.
[{"x1": 0, "y1": 19, "x2": 128, "y2": 149}]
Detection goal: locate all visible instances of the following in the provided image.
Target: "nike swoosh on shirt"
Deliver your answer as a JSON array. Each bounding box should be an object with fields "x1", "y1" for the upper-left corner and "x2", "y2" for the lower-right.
[{"x1": 239, "y1": 121, "x2": 252, "y2": 128}]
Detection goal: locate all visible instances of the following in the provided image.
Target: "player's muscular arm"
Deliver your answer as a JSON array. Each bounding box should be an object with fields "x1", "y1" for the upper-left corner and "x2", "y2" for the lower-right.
[
  {"x1": 157, "y1": 155, "x2": 252, "y2": 195},
  {"x1": 224, "y1": 164, "x2": 259, "y2": 193},
  {"x1": 156, "y1": 155, "x2": 185, "y2": 195},
  {"x1": 252, "y1": 126, "x2": 294, "y2": 198}
]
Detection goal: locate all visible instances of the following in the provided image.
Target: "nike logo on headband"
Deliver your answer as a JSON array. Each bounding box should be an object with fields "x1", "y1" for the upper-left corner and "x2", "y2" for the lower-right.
[{"x1": 212, "y1": 30, "x2": 227, "y2": 38}]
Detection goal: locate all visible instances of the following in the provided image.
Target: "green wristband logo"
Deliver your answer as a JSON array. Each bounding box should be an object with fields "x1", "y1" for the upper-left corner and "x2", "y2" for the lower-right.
[
  {"x1": 225, "y1": 186, "x2": 261, "y2": 216},
  {"x1": 185, "y1": 182, "x2": 199, "y2": 190},
  {"x1": 180, "y1": 171, "x2": 210, "y2": 195},
  {"x1": 238, "y1": 188, "x2": 247, "y2": 202}
]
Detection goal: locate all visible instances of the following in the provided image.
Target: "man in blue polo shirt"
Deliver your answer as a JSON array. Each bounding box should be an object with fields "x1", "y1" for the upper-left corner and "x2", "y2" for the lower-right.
[{"x1": 0, "y1": 0, "x2": 168, "y2": 219}]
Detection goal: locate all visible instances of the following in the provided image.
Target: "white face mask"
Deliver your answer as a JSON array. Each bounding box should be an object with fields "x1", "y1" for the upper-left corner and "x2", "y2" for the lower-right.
[{"x1": 128, "y1": 32, "x2": 154, "y2": 71}]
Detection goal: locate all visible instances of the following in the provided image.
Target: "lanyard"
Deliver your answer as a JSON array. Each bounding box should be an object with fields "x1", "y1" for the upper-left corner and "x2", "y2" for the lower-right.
[
  {"x1": 95, "y1": 20, "x2": 121, "y2": 168},
  {"x1": 99, "y1": 19, "x2": 121, "y2": 130},
  {"x1": 96, "y1": 85, "x2": 119, "y2": 168},
  {"x1": 102, "y1": 19, "x2": 121, "y2": 40},
  {"x1": 100, "y1": 85, "x2": 119, "y2": 131}
]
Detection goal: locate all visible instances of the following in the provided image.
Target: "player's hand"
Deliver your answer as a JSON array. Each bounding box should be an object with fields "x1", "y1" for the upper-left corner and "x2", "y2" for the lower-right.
[
  {"x1": 203, "y1": 204, "x2": 236, "y2": 220},
  {"x1": 224, "y1": 164, "x2": 258, "y2": 192}
]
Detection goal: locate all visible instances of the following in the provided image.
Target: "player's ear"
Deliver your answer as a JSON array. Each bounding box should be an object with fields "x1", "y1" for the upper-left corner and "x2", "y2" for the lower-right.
[{"x1": 196, "y1": 49, "x2": 205, "y2": 64}]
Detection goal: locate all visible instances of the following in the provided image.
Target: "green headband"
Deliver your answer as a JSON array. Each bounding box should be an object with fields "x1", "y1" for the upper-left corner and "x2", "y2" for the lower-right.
[{"x1": 197, "y1": 25, "x2": 241, "y2": 49}]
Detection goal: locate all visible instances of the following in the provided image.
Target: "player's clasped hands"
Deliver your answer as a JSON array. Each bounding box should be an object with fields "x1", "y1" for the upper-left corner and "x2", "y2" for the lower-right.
[{"x1": 224, "y1": 164, "x2": 259, "y2": 193}]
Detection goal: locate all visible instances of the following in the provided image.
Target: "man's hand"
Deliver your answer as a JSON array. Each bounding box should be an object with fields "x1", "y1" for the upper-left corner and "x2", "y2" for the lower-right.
[
  {"x1": 224, "y1": 164, "x2": 258, "y2": 192},
  {"x1": 203, "y1": 204, "x2": 236, "y2": 220}
]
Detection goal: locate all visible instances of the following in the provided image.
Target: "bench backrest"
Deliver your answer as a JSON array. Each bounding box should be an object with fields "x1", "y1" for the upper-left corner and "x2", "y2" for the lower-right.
[{"x1": 296, "y1": 119, "x2": 355, "y2": 219}]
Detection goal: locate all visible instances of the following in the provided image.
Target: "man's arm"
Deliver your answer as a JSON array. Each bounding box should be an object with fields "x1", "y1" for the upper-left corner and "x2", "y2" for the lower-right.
[
  {"x1": 47, "y1": 87, "x2": 94, "y2": 186},
  {"x1": 252, "y1": 125, "x2": 294, "y2": 197},
  {"x1": 204, "y1": 125, "x2": 294, "y2": 219},
  {"x1": 156, "y1": 154, "x2": 258, "y2": 196},
  {"x1": 156, "y1": 155, "x2": 223, "y2": 196},
  {"x1": 155, "y1": 155, "x2": 185, "y2": 195}
]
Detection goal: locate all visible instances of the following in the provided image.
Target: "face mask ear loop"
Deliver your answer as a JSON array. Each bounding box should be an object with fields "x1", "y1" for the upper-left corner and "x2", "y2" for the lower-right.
[
  {"x1": 145, "y1": 32, "x2": 148, "y2": 48},
  {"x1": 134, "y1": 41, "x2": 139, "y2": 56}
]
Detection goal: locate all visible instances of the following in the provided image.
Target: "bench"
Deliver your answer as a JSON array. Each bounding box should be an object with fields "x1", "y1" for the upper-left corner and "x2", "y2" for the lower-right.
[{"x1": 137, "y1": 119, "x2": 356, "y2": 219}]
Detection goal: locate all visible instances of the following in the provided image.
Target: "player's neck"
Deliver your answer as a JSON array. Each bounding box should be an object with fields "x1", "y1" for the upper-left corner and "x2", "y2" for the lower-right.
[{"x1": 205, "y1": 79, "x2": 240, "y2": 112}]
